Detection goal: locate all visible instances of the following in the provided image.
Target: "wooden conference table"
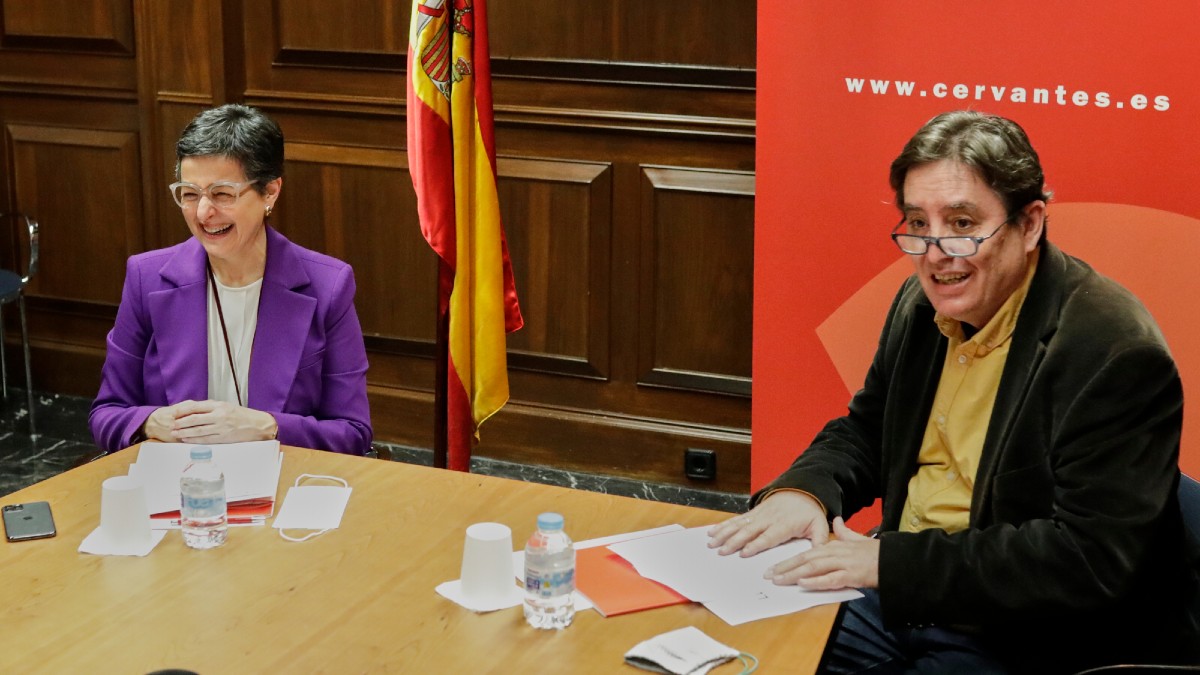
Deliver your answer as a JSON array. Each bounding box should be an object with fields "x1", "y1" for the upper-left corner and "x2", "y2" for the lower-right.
[{"x1": 0, "y1": 445, "x2": 836, "y2": 673}]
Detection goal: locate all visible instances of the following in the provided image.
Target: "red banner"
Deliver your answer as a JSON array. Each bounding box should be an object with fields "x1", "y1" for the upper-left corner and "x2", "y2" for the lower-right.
[{"x1": 756, "y1": 2, "x2": 1200, "y2": 492}]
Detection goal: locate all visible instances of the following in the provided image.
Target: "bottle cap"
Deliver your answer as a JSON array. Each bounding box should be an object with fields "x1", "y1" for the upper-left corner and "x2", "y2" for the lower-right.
[
  {"x1": 536, "y1": 512, "x2": 564, "y2": 531},
  {"x1": 189, "y1": 445, "x2": 213, "y2": 461}
]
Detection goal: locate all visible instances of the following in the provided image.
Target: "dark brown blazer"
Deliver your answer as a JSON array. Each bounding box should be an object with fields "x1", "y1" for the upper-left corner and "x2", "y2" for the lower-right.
[{"x1": 759, "y1": 241, "x2": 1200, "y2": 671}]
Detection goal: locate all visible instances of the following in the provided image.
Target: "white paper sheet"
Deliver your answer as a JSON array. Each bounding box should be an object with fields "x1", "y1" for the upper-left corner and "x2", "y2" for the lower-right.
[
  {"x1": 131, "y1": 441, "x2": 283, "y2": 514},
  {"x1": 607, "y1": 525, "x2": 862, "y2": 625},
  {"x1": 575, "y1": 524, "x2": 685, "y2": 550}
]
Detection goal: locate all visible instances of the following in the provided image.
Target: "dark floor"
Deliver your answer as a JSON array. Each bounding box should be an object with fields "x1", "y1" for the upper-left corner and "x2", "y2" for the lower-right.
[
  {"x1": 0, "y1": 390, "x2": 749, "y2": 513},
  {"x1": 0, "y1": 390, "x2": 102, "y2": 498}
]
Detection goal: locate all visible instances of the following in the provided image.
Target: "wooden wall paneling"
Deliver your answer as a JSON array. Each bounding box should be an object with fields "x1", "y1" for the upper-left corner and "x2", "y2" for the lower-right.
[
  {"x1": 499, "y1": 124, "x2": 754, "y2": 180},
  {"x1": 477, "y1": 399, "x2": 751, "y2": 494},
  {"x1": 266, "y1": 108, "x2": 405, "y2": 154},
  {"x1": 1, "y1": 120, "x2": 143, "y2": 397},
  {"x1": 276, "y1": 0, "x2": 406, "y2": 57},
  {"x1": 148, "y1": 103, "x2": 207, "y2": 250},
  {"x1": 0, "y1": 0, "x2": 144, "y2": 398},
  {"x1": 488, "y1": 1, "x2": 755, "y2": 140},
  {"x1": 7, "y1": 124, "x2": 142, "y2": 305},
  {"x1": 488, "y1": 143, "x2": 756, "y2": 415},
  {"x1": 2, "y1": 0, "x2": 133, "y2": 49},
  {"x1": 612, "y1": 0, "x2": 755, "y2": 68},
  {"x1": 637, "y1": 166, "x2": 754, "y2": 396},
  {"x1": 139, "y1": 0, "x2": 216, "y2": 100},
  {"x1": 26, "y1": 337, "x2": 106, "y2": 396},
  {"x1": 493, "y1": 82, "x2": 755, "y2": 142},
  {"x1": 498, "y1": 157, "x2": 611, "y2": 379},
  {"x1": 598, "y1": 356, "x2": 754, "y2": 427},
  {"x1": 470, "y1": 156, "x2": 753, "y2": 489},
  {"x1": 0, "y1": 115, "x2": 141, "y2": 393},
  {"x1": 0, "y1": 96, "x2": 143, "y2": 221},
  {"x1": 281, "y1": 138, "x2": 440, "y2": 455},
  {"x1": 0, "y1": 0, "x2": 136, "y2": 95},
  {"x1": 282, "y1": 141, "x2": 436, "y2": 346},
  {"x1": 488, "y1": 2, "x2": 611, "y2": 62},
  {"x1": 216, "y1": 0, "x2": 247, "y2": 105},
  {"x1": 489, "y1": 0, "x2": 755, "y2": 69},
  {"x1": 241, "y1": 0, "x2": 407, "y2": 110},
  {"x1": 475, "y1": 126, "x2": 753, "y2": 489},
  {"x1": 366, "y1": 337, "x2": 438, "y2": 453},
  {"x1": 368, "y1": 383, "x2": 434, "y2": 450}
]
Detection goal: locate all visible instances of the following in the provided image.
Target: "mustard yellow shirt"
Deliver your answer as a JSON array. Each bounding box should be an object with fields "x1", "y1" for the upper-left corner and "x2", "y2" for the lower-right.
[{"x1": 899, "y1": 250, "x2": 1040, "y2": 534}]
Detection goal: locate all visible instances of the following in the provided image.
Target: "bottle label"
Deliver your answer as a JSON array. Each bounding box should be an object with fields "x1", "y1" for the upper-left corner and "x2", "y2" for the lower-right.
[
  {"x1": 525, "y1": 568, "x2": 575, "y2": 598},
  {"x1": 182, "y1": 494, "x2": 226, "y2": 512}
]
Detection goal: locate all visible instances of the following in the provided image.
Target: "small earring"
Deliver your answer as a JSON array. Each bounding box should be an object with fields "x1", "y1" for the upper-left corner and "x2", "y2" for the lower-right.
[{"x1": 265, "y1": 205, "x2": 273, "y2": 217}]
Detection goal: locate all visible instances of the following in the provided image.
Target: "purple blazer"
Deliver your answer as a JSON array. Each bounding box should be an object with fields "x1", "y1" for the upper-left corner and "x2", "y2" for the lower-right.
[{"x1": 89, "y1": 227, "x2": 372, "y2": 454}]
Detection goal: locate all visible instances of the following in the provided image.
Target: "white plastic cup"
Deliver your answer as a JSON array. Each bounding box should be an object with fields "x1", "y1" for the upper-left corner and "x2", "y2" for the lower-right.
[
  {"x1": 459, "y1": 522, "x2": 515, "y2": 605},
  {"x1": 99, "y1": 475, "x2": 152, "y2": 549}
]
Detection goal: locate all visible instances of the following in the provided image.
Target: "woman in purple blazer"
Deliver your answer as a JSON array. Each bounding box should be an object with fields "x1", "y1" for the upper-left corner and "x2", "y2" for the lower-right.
[{"x1": 89, "y1": 105, "x2": 372, "y2": 454}]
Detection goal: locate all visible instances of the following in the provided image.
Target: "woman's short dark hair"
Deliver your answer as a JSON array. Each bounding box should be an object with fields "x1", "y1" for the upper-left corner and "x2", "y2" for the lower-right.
[
  {"x1": 890, "y1": 111, "x2": 1051, "y2": 223},
  {"x1": 175, "y1": 104, "x2": 284, "y2": 193}
]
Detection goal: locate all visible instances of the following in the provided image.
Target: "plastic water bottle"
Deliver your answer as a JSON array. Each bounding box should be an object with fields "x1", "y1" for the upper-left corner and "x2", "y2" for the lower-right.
[
  {"x1": 180, "y1": 445, "x2": 227, "y2": 549},
  {"x1": 523, "y1": 512, "x2": 576, "y2": 629}
]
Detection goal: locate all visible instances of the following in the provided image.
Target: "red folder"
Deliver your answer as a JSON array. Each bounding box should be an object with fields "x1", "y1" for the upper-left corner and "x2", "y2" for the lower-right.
[
  {"x1": 152, "y1": 497, "x2": 276, "y2": 526},
  {"x1": 575, "y1": 545, "x2": 689, "y2": 617}
]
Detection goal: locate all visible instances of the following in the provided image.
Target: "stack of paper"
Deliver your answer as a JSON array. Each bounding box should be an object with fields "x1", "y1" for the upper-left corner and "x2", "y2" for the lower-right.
[
  {"x1": 128, "y1": 441, "x2": 284, "y2": 527},
  {"x1": 607, "y1": 526, "x2": 862, "y2": 625}
]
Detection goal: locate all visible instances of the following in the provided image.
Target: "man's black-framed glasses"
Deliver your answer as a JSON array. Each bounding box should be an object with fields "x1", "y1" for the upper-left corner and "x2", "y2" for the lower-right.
[{"x1": 890, "y1": 220, "x2": 1010, "y2": 258}]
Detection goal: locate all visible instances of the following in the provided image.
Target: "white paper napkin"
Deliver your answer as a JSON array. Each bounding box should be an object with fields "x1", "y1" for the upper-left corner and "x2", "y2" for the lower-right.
[
  {"x1": 435, "y1": 579, "x2": 524, "y2": 612},
  {"x1": 78, "y1": 527, "x2": 167, "y2": 557}
]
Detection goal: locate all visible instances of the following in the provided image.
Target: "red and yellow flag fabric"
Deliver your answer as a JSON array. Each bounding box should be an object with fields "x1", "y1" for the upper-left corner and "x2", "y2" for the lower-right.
[{"x1": 408, "y1": 0, "x2": 523, "y2": 471}]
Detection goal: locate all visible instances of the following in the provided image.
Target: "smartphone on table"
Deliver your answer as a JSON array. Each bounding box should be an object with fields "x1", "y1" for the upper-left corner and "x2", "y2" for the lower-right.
[{"x1": 3, "y1": 501, "x2": 57, "y2": 542}]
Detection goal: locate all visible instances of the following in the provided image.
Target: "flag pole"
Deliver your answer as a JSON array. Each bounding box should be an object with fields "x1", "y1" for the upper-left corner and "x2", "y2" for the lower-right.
[{"x1": 433, "y1": 257, "x2": 451, "y2": 470}]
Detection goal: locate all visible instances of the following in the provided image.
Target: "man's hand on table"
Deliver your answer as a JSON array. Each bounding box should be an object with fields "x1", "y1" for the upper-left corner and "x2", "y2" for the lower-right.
[{"x1": 707, "y1": 492, "x2": 879, "y2": 590}]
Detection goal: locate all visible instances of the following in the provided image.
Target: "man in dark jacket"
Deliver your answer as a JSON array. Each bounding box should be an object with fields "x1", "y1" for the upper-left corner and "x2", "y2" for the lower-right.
[{"x1": 709, "y1": 111, "x2": 1200, "y2": 673}]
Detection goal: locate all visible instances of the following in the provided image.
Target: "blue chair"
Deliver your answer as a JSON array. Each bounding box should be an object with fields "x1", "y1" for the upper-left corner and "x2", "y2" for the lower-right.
[
  {"x1": 1072, "y1": 473, "x2": 1200, "y2": 675},
  {"x1": 1181, "y1": 473, "x2": 1200, "y2": 549},
  {"x1": 1075, "y1": 665, "x2": 1200, "y2": 674},
  {"x1": 0, "y1": 212, "x2": 37, "y2": 437}
]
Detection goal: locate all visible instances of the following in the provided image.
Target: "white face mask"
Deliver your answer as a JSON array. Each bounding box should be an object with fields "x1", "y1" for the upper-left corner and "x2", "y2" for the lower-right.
[
  {"x1": 625, "y1": 626, "x2": 748, "y2": 675},
  {"x1": 273, "y1": 474, "x2": 352, "y2": 542}
]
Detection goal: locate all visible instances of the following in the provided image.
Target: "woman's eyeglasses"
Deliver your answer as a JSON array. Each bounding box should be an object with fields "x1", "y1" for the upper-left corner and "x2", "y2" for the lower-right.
[{"x1": 168, "y1": 181, "x2": 256, "y2": 209}]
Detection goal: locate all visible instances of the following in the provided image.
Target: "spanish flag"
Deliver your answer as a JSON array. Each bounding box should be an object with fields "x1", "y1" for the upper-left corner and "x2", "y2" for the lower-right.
[{"x1": 408, "y1": 0, "x2": 523, "y2": 471}]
